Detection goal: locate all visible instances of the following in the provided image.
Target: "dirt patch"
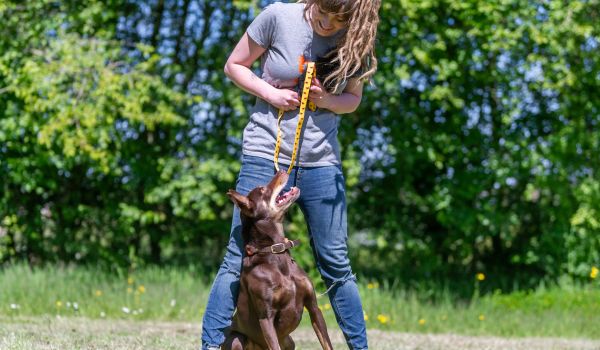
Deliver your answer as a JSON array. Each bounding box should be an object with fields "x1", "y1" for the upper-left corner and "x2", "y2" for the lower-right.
[{"x1": 1, "y1": 316, "x2": 599, "y2": 350}]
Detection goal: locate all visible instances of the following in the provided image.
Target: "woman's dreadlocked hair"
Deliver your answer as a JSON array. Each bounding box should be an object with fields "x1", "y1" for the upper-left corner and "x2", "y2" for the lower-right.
[{"x1": 300, "y1": 0, "x2": 381, "y2": 93}]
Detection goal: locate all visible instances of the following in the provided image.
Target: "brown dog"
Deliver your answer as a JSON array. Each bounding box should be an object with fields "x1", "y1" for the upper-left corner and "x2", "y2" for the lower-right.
[{"x1": 222, "y1": 171, "x2": 333, "y2": 350}]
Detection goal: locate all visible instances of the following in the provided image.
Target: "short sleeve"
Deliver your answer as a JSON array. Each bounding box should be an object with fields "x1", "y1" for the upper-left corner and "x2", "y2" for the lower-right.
[{"x1": 246, "y1": 3, "x2": 280, "y2": 48}]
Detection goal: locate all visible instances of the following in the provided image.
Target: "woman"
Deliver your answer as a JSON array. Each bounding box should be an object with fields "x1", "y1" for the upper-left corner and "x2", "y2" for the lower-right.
[{"x1": 201, "y1": 1, "x2": 380, "y2": 349}]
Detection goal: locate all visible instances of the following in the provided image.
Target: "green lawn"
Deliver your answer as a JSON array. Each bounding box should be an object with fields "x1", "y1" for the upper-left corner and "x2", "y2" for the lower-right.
[{"x1": 0, "y1": 264, "x2": 598, "y2": 339}]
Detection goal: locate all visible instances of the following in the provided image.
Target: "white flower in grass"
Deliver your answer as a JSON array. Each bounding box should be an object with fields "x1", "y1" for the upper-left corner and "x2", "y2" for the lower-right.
[
  {"x1": 73, "y1": 302, "x2": 79, "y2": 311},
  {"x1": 122, "y1": 307, "x2": 130, "y2": 314},
  {"x1": 133, "y1": 310, "x2": 138, "y2": 315},
  {"x1": 170, "y1": 299, "x2": 176, "y2": 307},
  {"x1": 10, "y1": 303, "x2": 20, "y2": 310},
  {"x1": 138, "y1": 309, "x2": 144, "y2": 314},
  {"x1": 100, "y1": 311, "x2": 106, "y2": 318},
  {"x1": 66, "y1": 302, "x2": 71, "y2": 308}
]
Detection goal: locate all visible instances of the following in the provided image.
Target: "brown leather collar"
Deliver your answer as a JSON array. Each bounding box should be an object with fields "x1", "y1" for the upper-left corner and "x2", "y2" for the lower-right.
[{"x1": 245, "y1": 239, "x2": 301, "y2": 256}]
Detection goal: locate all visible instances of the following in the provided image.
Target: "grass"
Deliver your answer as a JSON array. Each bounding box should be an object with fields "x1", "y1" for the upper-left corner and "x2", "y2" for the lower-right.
[
  {"x1": 3, "y1": 317, "x2": 599, "y2": 350},
  {"x1": 0, "y1": 264, "x2": 599, "y2": 339}
]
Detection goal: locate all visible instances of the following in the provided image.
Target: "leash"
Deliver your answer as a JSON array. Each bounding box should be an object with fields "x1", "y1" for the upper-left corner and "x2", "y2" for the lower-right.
[
  {"x1": 274, "y1": 62, "x2": 316, "y2": 173},
  {"x1": 316, "y1": 273, "x2": 358, "y2": 298}
]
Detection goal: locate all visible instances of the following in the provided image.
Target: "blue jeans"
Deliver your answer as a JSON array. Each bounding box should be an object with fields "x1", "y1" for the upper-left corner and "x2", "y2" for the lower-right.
[{"x1": 201, "y1": 155, "x2": 368, "y2": 350}]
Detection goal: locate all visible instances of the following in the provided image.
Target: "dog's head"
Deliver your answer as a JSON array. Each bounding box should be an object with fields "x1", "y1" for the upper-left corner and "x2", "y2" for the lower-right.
[
  {"x1": 315, "y1": 53, "x2": 339, "y2": 93},
  {"x1": 227, "y1": 171, "x2": 300, "y2": 222}
]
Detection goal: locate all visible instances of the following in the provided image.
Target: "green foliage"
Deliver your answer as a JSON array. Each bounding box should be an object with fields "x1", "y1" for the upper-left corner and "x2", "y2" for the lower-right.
[
  {"x1": 1, "y1": 0, "x2": 599, "y2": 291},
  {"x1": 0, "y1": 0, "x2": 251, "y2": 270},
  {"x1": 567, "y1": 179, "x2": 600, "y2": 277},
  {"x1": 345, "y1": 0, "x2": 600, "y2": 289},
  {"x1": 5, "y1": 35, "x2": 188, "y2": 173},
  {"x1": 0, "y1": 31, "x2": 200, "y2": 264}
]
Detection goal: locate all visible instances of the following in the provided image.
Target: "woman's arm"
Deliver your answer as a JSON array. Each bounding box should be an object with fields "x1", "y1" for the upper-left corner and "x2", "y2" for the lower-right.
[
  {"x1": 308, "y1": 77, "x2": 363, "y2": 114},
  {"x1": 224, "y1": 33, "x2": 300, "y2": 111}
]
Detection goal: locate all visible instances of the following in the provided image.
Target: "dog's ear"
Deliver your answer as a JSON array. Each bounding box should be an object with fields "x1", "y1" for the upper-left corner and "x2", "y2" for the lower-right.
[{"x1": 227, "y1": 189, "x2": 254, "y2": 216}]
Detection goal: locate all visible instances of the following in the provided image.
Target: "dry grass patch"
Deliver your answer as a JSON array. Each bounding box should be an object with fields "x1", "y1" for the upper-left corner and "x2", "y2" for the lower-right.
[{"x1": 2, "y1": 316, "x2": 600, "y2": 350}]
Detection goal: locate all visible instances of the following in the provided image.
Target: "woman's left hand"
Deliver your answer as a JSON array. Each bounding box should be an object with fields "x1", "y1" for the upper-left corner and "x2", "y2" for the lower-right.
[{"x1": 308, "y1": 77, "x2": 331, "y2": 109}]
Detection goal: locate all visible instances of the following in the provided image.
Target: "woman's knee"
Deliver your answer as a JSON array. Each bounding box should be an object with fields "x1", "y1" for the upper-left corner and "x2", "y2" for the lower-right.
[{"x1": 316, "y1": 254, "x2": 355, "y2": 287}]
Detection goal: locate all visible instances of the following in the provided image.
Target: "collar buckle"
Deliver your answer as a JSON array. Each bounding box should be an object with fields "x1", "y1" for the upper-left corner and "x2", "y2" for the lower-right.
[{"x1": 270, "y1": 242, "x2": 287, "y2": 254}]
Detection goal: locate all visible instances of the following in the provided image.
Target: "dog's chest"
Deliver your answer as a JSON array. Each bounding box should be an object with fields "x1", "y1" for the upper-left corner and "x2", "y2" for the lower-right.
[
  {"x1": 234, "y1": 268, "x2": 304, "y2": 337},
  {"x1": 271, "y1": 275, "x2": 297, "y2": 306}
]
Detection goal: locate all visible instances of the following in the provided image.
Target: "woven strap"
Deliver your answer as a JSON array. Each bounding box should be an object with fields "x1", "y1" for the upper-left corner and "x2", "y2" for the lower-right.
[{"x1": 274, "y1": 62, "x2": 316, "y2": 173}]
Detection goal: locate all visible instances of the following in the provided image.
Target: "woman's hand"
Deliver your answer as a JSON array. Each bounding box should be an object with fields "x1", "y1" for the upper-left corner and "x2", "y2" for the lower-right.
[
  {"x1": 307, "y1": 77, "x2": 363, "y2": 114},
  {"x1": 266, "y1": 88, "x2": 300, "y2": 111},
  {"x1": 225, "y1": 33, "x2": 301, "y2": 112},
  {"x1": 308, "y1": 77, "x2": 332, "y2": 109}
]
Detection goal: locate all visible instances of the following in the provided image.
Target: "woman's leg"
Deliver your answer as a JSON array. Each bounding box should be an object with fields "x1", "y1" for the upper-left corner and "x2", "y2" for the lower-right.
[
  {"x1": 201, "y1": 155, "x2": 283, "y2": 349},
  {"x1": 296, "y1": 164, "x2": 368, "y2": 350}
]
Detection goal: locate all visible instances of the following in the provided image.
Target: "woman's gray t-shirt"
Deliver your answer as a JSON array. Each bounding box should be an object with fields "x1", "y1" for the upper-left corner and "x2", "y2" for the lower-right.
[{"x1": 243, "y1": 2, "x2": 344, "y2": 167}]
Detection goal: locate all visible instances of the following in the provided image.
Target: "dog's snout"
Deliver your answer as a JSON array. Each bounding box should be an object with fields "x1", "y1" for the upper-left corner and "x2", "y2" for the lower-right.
[{"x1": 271, "y1": 170, "x2": 289, "y2": 187}]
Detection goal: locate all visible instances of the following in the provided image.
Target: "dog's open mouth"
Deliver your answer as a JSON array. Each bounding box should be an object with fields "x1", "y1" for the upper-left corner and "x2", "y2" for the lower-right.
[{"x1": 275, "y1": 187, "x2": 300, "y2": 207}]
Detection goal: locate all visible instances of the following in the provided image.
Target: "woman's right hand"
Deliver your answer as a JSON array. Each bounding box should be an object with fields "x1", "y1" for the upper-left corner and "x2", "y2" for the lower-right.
[
  {"x1": 266, "y1": 88, "x2": 300, "y2": 111},
  {"x1": 224, "y1": 33, "x2": 300, "y2": 112}
]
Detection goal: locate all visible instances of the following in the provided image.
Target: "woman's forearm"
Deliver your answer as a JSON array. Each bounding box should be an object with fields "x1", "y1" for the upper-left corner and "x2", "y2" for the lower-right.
[
  {"x1": 319, "y1": 92, "x2": 362, "y2": 114},
  {"x1": 224, "y1": 62, "x2": 276, "y2": 102}
]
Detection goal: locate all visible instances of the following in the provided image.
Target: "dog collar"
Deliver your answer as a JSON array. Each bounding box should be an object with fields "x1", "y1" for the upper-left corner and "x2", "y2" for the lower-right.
[{"x1": 246, "y1": 239, "x2": 301, "y2": 256}]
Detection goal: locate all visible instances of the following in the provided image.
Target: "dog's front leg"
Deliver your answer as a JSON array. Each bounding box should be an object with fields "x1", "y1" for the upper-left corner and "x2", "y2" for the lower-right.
[
  {"x1": 258, "y1": 317, "x2": 282, "y2": 350},
  {"x1": 304, "y1": 293, "x2": 334, "y2": 350},
  {"x1": 248, "y1": 275, "x2": 283, "y2": 350}
]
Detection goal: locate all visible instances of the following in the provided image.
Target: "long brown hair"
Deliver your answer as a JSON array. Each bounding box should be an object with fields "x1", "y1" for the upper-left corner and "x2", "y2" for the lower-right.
[{"x1": 300, "y1": 0, "x2": 381, "y2": 93}]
